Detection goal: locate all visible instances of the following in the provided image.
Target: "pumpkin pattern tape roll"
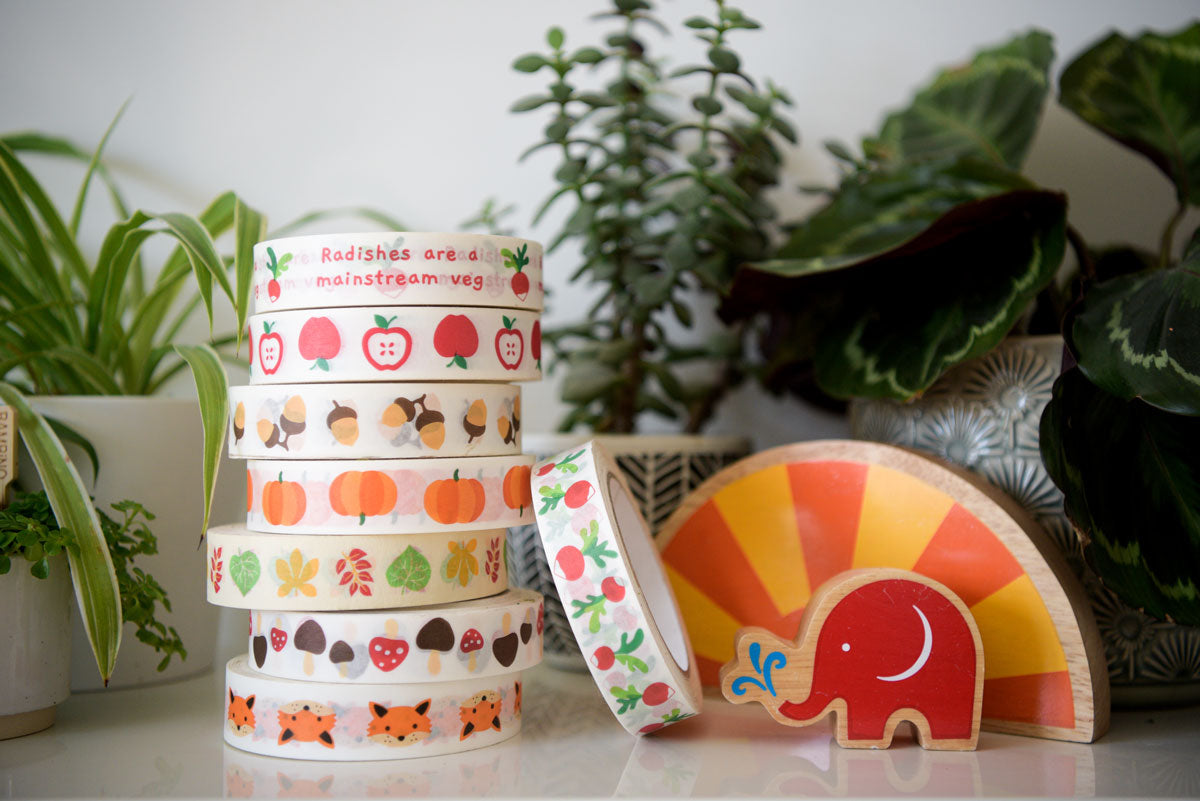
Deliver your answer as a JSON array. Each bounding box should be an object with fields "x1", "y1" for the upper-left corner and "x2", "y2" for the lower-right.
[
  {"x1": 228, "y1": 383, "x2": 521, "y2": 460},
  {"x1": 253, "y1": 232, "x2": 543, "y2": 314},
  {"x1": 206, "y1": 524, "x2": 508, "y2": 611},
  {"x1": 225, "y1": 655, "x2": 523, "y2": 761},
  {"x1": 248, "y1": 589, "x2": 544, "y2": 684},
  {"x1": 246, "y1": 455, "x2": 534, "y2": 534},
  {"x1": 248, "y1": 306, "x2": 541, "y2": 384}
]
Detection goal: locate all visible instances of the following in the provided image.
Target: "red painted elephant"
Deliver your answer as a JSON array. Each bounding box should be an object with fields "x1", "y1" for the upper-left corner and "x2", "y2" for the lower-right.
[{"x1": 719, "y1": 568, "x2": 984, "y2": 750}]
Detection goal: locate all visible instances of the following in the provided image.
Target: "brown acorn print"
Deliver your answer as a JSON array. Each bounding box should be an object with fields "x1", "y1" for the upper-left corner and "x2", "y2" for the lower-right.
[
  {"x1": 414, "y1": 395, "x2": 445, "y2": 450},
  {"x1": 512, "y1": 395, "x2": 521, "y2": 434},
  {"x1": 326, "y1": 401, "x2": 359, "y2": 446},
  {"x1": 497, "y1": 414, "x2": 513, "y2": 445},
  {"x1": 233, "y1": 402, "x2": 246, "y2": 442},
  {"x1": 381, "y1": 396, "x2": 416, "y2": 428},
  {"x1": 463, "y1": 399, "x2": 487, "y2": 444},
  {"x1": 257, "y1": 417, "x2": 281, "y2": 449},
  {"x1": 280, "y1": 395, "x2": 307, "y2": 436}
]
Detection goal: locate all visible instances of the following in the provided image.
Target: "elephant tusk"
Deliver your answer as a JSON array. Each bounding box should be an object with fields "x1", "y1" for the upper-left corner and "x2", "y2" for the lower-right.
[{"x1": 876, "y1": 604, "x2": 932, "y2": 682}]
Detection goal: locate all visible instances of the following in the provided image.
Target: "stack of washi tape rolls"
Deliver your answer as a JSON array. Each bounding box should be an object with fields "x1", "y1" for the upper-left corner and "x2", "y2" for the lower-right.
[{"x1": 208, "y1": 232, "x2": 545, "y2": 760}]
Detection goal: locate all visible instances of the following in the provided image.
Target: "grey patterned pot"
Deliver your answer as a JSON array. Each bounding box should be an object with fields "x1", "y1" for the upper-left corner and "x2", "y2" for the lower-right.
[
  {"x1": 850, "y1": 335, "x2": 1200, "y2": 707},
  {"x1": 507, "y1": 433, "x2": 750, "y2": 671}
]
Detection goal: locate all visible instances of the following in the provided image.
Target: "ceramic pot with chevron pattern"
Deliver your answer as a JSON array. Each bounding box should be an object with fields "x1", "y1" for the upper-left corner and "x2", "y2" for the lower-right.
[
  {"x1": 508, "y1": 433, "x2": 750, "y2": 670},
  {"x1": 850, "y1": 335, "x2": 1200, "y2": 707}
]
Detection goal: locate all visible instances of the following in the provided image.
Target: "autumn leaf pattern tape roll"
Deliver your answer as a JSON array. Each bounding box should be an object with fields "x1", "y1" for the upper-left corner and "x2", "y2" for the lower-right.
[
  {"x1": 247, "y1": 589, "x2": 544, "y2": 684},
  {"x1": 248, "y1": 307, "x2": 541, "y2": 384},
  {"x1": 228, "y1": 383, "x2": 522, "y2": 460},
  {"x1": 252, "y1": 232, "x2": 543, "y2": 314},
  {"x1": 206, "y1": 524, "x2": 508, "y2": 611},
  {"x1": 224, "y1": 655, "x2": 523, "y2": 761},
  {"x1": 531, "y1": 441, "x2": 702, "y2": 735},
  {"x1": 245, "y1": 455, "x2": 534, "y2": 534}
]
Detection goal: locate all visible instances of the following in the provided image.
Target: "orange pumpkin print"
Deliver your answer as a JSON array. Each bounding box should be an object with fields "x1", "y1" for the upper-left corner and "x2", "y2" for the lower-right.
[
  {"x1": 246, "y1": 471, "x2": 253, "y2": 513},
  {"x1": 366, "y1": 699, "x2": 432, "y2": 747},
  {"x1": 262, "y1": 473, "x2": 306, "y2": 526},
  {"x1": 424, "y1": 469, "x2": 486, "y2": 525},
  {"x1": 501, "y1": 465, "x2": 533, "y2": 513},
  {"x1": 227, "y1": 689, "x2": 256, "y2": 737},
  {"x1": 277, "y1": 700, "x2": 336, "y2": 748},
  {"x1": 329, "y1": 470, "x2": 397, "y2": 525},
  {"x1": 459, "y1": 690, "x2": 501, "y2": 741}
]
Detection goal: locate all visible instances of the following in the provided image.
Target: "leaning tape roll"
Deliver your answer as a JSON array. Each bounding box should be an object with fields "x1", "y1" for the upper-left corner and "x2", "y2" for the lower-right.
[
  {"x1": 248, "y1": 589, "x2": 544, "y2": 684},
  {"x1": 532, "y1": 441, "x2": 702, "y2": 735},
  {"x1": 246, "y1": 454, "x2": 534, "y2": 534},
  {"x1": 248, "y1": 306, "x2": 541, "y2": 384},
  {"x1": 252, "y1": 232, "x2": 543, "y2": 313},
  {"x1": 228, "y1": 383, "x2": 522, "y2": 460},
  {"x1": 206, "y1": 524, "x2": 508, "y2": 611},
  {"x1": 224, "y1": 655, "x2": 523, "y2": 761}
]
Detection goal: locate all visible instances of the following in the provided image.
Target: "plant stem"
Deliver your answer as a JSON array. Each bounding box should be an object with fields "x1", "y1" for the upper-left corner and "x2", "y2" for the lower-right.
[
  {"x1": 1159, "y1": 201, "x2": 1186, "y2": 269},
  {"x1": 1066, "y1": 224, "x2": 1094, "y2": 281}
]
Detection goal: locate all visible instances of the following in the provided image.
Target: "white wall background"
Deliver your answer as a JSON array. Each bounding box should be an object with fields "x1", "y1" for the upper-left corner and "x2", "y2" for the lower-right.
[{"x1": 3, "y1": 0, "x2": 1196, "y2": 450}]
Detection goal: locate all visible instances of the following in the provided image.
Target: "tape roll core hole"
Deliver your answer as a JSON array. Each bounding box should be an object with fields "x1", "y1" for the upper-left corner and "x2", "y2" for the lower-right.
[{"x1": 607, "y1": 473, "x2": 690, "y2": 672}]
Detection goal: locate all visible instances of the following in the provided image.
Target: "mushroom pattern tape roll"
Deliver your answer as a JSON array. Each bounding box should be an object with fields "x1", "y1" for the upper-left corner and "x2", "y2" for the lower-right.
[
  {"x1": 206, "y1": 525, "x2": 508, "y2": 611},
  {"x1": 229, "y1": 383, "x2": 522, "y2": 460},
  {"x1": 246, "y1": 455, "x2": 534, "y2": 534},
  {"x1": 224, "y1": 656, "x2": 523, "y2": 761},
  {"x1": 248, "y1": 307, "x2": 541, "y2": 384},
  {"x1": 247, "y1": 589, "x2": 544, "y2": 684},
  {"x1": 252, "y1": 232, "x2": 543, "y2": 314},
  {"x1": 532, "y1": 441, "x2": 702, "y2": 735}
]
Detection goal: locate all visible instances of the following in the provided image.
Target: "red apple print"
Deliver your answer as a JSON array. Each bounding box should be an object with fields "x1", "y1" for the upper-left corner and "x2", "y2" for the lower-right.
[
  {"x1": 536, "y1": 463, "x2": 556, "y2": 477},
  {"x1": 258, "y1": 322, "x2": 283, "y2": 375},
  {"x1": 434, "y1": 314, "x2": 479, "y2": 369},
  {"x1": 531, "y1": 320, "x2": 542, "y2": 369},
  {"x1": 554, "y1": 545, "x2": 585, "y2": 581},
  {"x1": 362, "y1": 314, "x2": 412, "y2": 371},
  {"x1": 592, "y1": 646, "x2": 615, "y2": 670},
  {"x1": 298, "y1": 316, "x2": 341, "y2": 371},
  {"x1": 602, "y1": 577, "x2": 626, "y2": 603},
  {"x1": 642, "y1": 682, "x2": 673, "y2": 707},
  {"x1": 495, "y1": 316, "x2": 524, "y2": 370},
  {"x1": 565, "y1": 481, "x2": 594, "y2": 509},
  {"x1": 247, "y1": 327, "x2": 253, "y2": 367},
  {"x1": 369, "y1": 637, "x2": 409, "y2": 671},
  {"x1": 270, "y1": 627, "x2": 287, "y2": 651}
]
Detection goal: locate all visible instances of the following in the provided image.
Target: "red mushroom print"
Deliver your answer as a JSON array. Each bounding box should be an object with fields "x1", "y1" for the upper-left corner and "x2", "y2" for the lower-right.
[
  {"x1": 369, "y1": 636, "x2": 409, "y2": 673},
  {"x1": 270, "y1": 626, "x2": 287, "y2": 652},
  {"x1": 460, "y1": 628, "x2": 485, "y2": 672}
]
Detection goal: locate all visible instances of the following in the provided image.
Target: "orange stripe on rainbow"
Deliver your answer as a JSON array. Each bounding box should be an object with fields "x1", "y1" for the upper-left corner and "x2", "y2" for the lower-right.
[
  {"x1": 912, "y1": 503, "x2": 1025, "y2": 607},
  {"x1": 983, "y1": 672, "x2": 1075, "y2": 729},
  {"x1": 787, "y1": 461, "x2": 866, "y2": 591}
]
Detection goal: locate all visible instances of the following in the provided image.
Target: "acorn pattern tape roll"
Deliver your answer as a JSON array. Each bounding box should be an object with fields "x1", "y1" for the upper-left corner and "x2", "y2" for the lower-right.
[
  {"x1": 206, "y1": 525, "x2": 508, "y2": 611},
  {"x1": 228, "y1": 383, "x2": 521, "y2": 459},
  {"x1": 252, "y1": 232, "x2": 543, "y2": 313},
  {"x1": 532, "y1": 442, "x2": 702, "y2": 735},
  {"x1": 245, "y1": 455, "x2": 534, "y2": 534},
  {"x1": 247, "y1": 307, "x2": 541, "y2": 384},
  {"x1": 224, "y1": 656, "x2": 522, "y2": 761},
  {"x1": 247, "y1": 589, "x2": 544, "y2": 683}
]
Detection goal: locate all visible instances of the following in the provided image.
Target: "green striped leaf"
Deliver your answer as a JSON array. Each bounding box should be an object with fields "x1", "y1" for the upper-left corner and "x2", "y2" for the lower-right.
[
  {"x1": 233, "y1": 197, "x2": 266, "y2": 353},
  {"x1": 174, "y1": 344, "x2": 229, "y2": 535}
]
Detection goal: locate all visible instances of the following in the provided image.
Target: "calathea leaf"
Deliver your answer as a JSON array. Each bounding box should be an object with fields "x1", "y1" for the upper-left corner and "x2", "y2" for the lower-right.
[{"x1": 1040, "y1": 368, "x2": 1200, "y2": 626}]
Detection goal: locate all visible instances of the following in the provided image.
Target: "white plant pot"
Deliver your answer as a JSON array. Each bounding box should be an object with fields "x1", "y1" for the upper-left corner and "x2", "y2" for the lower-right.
[
  {"x1": 0, "y1": 556, "x2": 71, "y2": 739},
  {"x1": 22, "y1": 397, "x2": 243, "y2": 691}
]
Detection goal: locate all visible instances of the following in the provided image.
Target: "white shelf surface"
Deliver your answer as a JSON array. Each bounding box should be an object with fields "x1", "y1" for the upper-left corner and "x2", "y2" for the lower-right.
[{"x1": 2, "y1": 663, "x2": 1199, "y2": 798}]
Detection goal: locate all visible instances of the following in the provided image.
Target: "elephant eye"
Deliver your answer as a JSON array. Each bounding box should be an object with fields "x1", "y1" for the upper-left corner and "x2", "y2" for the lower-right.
[{"x1": 841, "y1": 642, "x2": 850, "y2": 652}]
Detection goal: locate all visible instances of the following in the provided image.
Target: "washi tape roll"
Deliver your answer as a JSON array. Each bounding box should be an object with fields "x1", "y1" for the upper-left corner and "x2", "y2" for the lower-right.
[
  {"x1": 246, "y1": 455, "x2": 534, "y2": 534},
  {"x1": 206, "y1": 524, "x2": 508, "y2": 611},
  {"x1": 532, "y1": 441, "x2": 702, "y2": 735},
  {"x1": 252, "y1": 232, "x2": 543, "y2": 313},
  {"x1": 229, "y1": 383, "x2": 521, "y2": 460},
  {"x1": 248, "y1": 307, "x2": 541, "y2": 384},
  {"x1": 247, "y1": 589, "x2": 543, "y2": 684},
  {"x1": 224, "y1": 656, "x2": 523, "y2": 761}
]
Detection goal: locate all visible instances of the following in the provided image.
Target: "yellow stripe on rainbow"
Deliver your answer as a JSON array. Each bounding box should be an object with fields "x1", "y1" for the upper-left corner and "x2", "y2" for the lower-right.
[
  {"x1": 853, "y1": 465, "x2": 955, "y2": 570},
  {"x1": 970, "y1": 574, "x2": 1068, "y2": 679},
  {"x1": 665, "y1": 565, "x2": 745, "y2": 664}
]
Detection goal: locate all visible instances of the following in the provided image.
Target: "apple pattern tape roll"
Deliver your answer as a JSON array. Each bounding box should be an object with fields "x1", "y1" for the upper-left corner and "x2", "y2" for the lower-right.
[
  {"x1": 248, "y1": 307, "x2": 541, "y2": 384},
  {"x1": 247, "y1": 589, "x2": 544, "y2": 684},
  {"x1": 245, "y1": 455, "x2": 534, "y2": 534},
  {"x1": 531, "y1": 441, "x2": 702, "y2": 735},
  {"x1": 206, "y1": 524, "x2": 508, "y2": 611},
  {"x1": 224, "y1": 655, "x2": 523, "y2": 761},
  {"x1": 252, "y1": 232, "x2": 543, "y2": 314},
  {"x1": 228, "y1": 383, "x2": 522, "y2": 460}
]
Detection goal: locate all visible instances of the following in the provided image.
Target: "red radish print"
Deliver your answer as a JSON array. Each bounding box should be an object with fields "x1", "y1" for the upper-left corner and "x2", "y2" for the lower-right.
[
  {"x1": 270, "y1": 627, "x2": 287, "y2": 651},
  {"x1": 362, "y1": 314, "x2": 413, "y2": 371},
  {"x1": 494, "y1": 316, "x2": 524, "y2": 370},
  {"x1": 555, "y1": 545, "x2": 584, "y2": 581},
  {"x1": 257, "y1": 322, "x2": 284, "y2": 375},
  {"x1": 501, "y1": 243, "x2": 531, "y2": 301},
  {"x1": 602, "y1": 576, "x2": 626, "y2": 602},
  {"x1": 298, "y1": 316, "x2": 341, "y2": 371},
  {"x1": 593, "y1": 646, "x2": 615, "y2": 670},
  {"x1": 642, "y1": 682, "x2": 673, "y2": 707},
  {"x1": 565, "y1": 481, "x2": 594, "y2": 509},
  {"x1": 531, "y1": 320, "x2": 542, "y2": 369},
  {"x1": 537, "y1": 603, "x2": 544, "y2": 635},
  {"x1": 264, "y1": 246, "x2": 292, "y2": 303},
  {"x1": 434, "y1": 314, "x2": 479, "y2": 369},
  {"x1": 536, "y1": 463, "x2": 556, "y2": 477},
  {"x1": 369, "y1": 637, "x2": 409, "y2": 672}
]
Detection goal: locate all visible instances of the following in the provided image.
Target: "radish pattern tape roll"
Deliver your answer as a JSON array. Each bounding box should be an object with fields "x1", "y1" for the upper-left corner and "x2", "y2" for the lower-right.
[
  {"x1": 532, "y1": 441, "x2": 702, "y2": 735},
  {"x1": 253, "y1": 232, "x2": 543, "y2": 314},
  {"x1": 224, "y1": 656, "x2": 523, "y2": 761},
  {"x1": 206, "y1": 525, "x2": 508, "y2": 611},
  {"x1": 246, "y1": 455, "x2": 534, "y2": 534},
  {"x1": 247, "y1": 589, "x2": 544, "y2": 684},
  {"x1": 248, "y1": 307, "x2": 541, "y2": 384},
  {"x1": 229, "y1": 383, "x2": 521, "y2": 460}
]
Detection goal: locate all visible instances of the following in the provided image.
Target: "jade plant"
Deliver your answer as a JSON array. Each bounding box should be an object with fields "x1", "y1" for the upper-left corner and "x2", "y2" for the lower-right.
[{"x1": 511, "y1": 0, "x2": 794, "y2": 432}]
